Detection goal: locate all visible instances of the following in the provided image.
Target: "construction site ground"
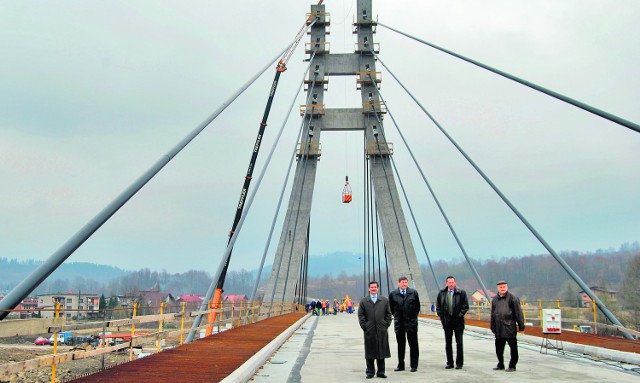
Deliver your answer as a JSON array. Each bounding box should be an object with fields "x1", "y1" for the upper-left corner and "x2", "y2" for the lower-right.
[{"x1": 0, "y1": 313, "x2": 638, "y2": 382}]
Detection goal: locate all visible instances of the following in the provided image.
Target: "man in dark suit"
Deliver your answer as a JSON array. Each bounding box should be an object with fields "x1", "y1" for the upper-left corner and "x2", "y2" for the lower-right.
[
  {"x1": 388, "y1": 276, "x2": 421, "y2": 372},
  {"x1": 436, "y1": 276, "x2": 469, "y2": 369},
  {"x1": 358, "y1": 281, "x2": 392, "y2": 379}
]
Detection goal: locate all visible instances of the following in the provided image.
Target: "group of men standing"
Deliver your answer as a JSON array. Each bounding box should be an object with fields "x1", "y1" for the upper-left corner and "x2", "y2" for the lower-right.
[{"x1": 357, "y1": 276, "x2": 525, "y2": 378}]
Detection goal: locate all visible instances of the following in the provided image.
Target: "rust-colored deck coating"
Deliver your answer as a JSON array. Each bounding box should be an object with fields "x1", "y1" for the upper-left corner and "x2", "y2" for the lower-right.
[
  {"x1": 70, "y1": 313, "x2": 306, "y2": 383},
  {"x1": 422, "y1": 315, "x2": 640, "y2": 354}
]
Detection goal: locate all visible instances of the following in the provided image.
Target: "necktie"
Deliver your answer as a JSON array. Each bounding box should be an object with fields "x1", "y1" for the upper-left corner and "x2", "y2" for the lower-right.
[
  {"x1": 401, "y1": 290, "x2": 405, "y2": 295},
  {"x1": 372, "y1": 295, "x2": 377, "y2": 303},
  {"x1": 447, "y1": 291, "x2": 453, "y2": 315}
]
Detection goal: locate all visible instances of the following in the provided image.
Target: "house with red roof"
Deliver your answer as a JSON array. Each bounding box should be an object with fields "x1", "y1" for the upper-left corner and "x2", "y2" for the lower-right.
[{"x1": 470, "y1": 289, "x2": 496, "y2": 307}]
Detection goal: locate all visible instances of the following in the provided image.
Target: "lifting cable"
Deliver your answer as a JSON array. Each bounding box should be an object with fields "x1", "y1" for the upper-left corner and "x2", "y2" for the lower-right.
[
  {"x1": 374, "y1": 191, "x2": 383, "y2": 290},
  {"x1": 378, "y1": 22, "x2": 640, "y2": 134},
  {"x1": 371, "y1": 52, "x2": 631, "y2": 337},
  {"x1": 363, "y1": 133, "x2": 369, "y2": 296}
]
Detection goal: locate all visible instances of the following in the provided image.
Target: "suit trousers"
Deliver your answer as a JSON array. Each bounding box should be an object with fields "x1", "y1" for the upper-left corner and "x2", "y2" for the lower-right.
[
  {"x1": 495, "y1": 337, "x2": 518, "y2": 368},
  {"x1": 366, "y1": 358, "x2": 385, "y2": 375},
  {"x1": 395, "y1": 327, "x2": 419, "y2": 368},
  {"x1": 443, "y1": 327, "x2": 464, "y2": 367}
]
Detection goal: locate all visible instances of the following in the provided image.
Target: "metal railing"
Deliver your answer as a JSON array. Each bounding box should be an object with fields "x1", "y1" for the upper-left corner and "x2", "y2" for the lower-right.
[{"x1": 0, "y1": 301, "x2": 301, "y2": 380}]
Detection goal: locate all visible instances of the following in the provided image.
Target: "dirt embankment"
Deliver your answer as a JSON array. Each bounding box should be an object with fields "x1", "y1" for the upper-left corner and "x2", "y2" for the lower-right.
[{"x1": 0, "y1": 335, "x2": 130, "y2": 383}]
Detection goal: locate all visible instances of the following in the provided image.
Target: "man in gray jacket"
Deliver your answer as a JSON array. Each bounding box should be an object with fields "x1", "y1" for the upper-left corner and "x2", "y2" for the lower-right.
[{"x1": 490, "y1": 280, "x2": 525, "y2": 372}]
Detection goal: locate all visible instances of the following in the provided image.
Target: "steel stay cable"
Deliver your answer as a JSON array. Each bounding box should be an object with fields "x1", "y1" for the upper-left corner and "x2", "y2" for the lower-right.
[
  {"x1": 378, "y1": 22, "x2": 640, "y2": 134},
  {"x1": 372, "y1": 54, "x2": 631, "y2": 337},
  {"x1": 368, "y1": 155, "x2": 377, "y2": 281},
  {"x1": 245, "y1": 55, "x2": 317, "y2": 321},
  {"x1": 360, "y1": 74, "x2": 450, "y2": 293},
  {"x1": 366, "y1": 67, "x2": 491, "y2": 301},
  {"x1": 279, "y1": 107, "x2": 317, "y2": 303},
  {"x1": 188, "y1": 15, "x2": 323, "y2": 335},
  {"x1": 366, "y1": 107, "x2": 415, "y2": 288},
  {"x1": 187, "y1": 55, "x2": 309, "y2": 341},
  {"x1": 389, "y1": 155, "x2": 440, "y2": 294},
  {"x1": 266, "y1": 54, "x2": 320, "y2": 315},
  {"x1": 0, "y1": 46, "x2": 288, "y2": 322},
  {"x1": 269, "y1": 58, "x2": 321, "y2": 309},
  {"x1": 374, "y1": 195, "x2": 383, "y2": 288}
]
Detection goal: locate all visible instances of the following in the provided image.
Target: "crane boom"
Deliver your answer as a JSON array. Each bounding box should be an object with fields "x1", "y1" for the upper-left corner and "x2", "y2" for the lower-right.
[{"x1": 277, "y1": 0, "x2": 323, "y2": 72}]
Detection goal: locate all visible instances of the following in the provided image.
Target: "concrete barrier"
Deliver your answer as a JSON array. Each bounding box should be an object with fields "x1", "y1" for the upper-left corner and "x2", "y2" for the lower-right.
[{"x1": 221, "y1": 314, "x2": 310, "y2": 383}]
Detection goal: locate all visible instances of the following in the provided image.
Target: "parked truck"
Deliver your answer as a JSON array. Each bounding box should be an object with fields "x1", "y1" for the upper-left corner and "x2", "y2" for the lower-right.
[{"x1": 49, "y1": 331, "x2": 73, "y2": 344}]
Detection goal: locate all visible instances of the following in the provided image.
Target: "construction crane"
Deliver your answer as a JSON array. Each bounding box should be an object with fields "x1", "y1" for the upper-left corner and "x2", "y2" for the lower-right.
[{"x1": 203, "y1": 2, "x2": 323, "y2": 337}]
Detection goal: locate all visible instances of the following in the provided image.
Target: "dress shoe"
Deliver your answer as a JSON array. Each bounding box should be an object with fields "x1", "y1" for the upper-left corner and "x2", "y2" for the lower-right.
[
  {"x1": 410, "y1": 368, "x2": 417, "y2": 372},
  {"x1": 455, "y1": 365, "x2": 463, "y2": 369},
  {"x1": 394, "y1": 367, "x2": 404, "y2": 371},
  {"x1": 505, "y1": 367, "x2": 516, "y2": 372},
  {"x1": 376, "y1": 373, "x2": 387, "y2": 378},
  {"x1": 493, "y1": 366, "x2": 505, "y2": 371},
  {"x1": 366, "y1": 374, "x2": 374, "y2": 379},
  {"x1": 445, "y1": 364, "x2": 454, "y2": 369}
]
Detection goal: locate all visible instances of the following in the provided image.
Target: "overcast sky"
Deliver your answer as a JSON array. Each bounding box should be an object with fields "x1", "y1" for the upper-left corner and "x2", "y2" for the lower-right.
[{"x1": 1, "y1": 1, "x2": 638, "y2": 280}]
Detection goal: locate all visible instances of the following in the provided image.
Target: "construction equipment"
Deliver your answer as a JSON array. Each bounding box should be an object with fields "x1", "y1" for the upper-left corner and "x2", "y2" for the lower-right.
[{"x1": 204, "y1": 3, "x2": 323, "y2": 336}]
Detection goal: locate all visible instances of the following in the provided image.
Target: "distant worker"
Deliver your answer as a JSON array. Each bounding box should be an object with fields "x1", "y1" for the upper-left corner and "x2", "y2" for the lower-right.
[
  {"x1": 347, "y1": 297, "x2": 354, "y2": 314},
  {"x1": 436, "y1": 276, "x2": 469, "y2": 369},
  {"x1": 389, "y1": 276, "x2": 421, "y2": 372},
  {"x1": 358, "y1": 281, "x2": 392, "y2": 379},
  {"x1": 490, "y1": 280, "x2": 525, "y2": 372}
]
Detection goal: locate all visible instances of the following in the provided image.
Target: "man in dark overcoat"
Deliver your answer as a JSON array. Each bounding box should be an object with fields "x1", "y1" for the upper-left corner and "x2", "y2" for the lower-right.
[
  {"x1": 388, "y1": 276, "x2": 421, "y2": 372},
  {"x1": 490, "y1": 280, "x2": 525, "y2": 372},
  {"x1": 436, "y1": 275, "x2": 469, "y2": 369},
  {"x1": 358, "y1": 281, "x2": 392, "y2": 379}
]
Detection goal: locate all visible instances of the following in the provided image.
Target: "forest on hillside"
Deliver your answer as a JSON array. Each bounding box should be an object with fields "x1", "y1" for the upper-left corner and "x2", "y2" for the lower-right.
[{"x1": 1, "y1": 245, "x2": 638, "y2": 302}]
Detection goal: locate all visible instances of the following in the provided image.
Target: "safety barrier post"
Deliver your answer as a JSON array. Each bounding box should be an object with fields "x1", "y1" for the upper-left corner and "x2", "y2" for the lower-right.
[
  {"x1": 231, "y1": 302, "x2": 236, "y2": 329},
  {"x1": 477, "y1": 304, "x2": 481, "y2": 320},
  {"x1": 538, "y1": 299, "x2": 543, "y2": 329},
  {"x1": 157, "y1": 302, "x2": 164, "y2": 353},
  {"x1": 557, "y1": 299, "x2": 561, "y2": 309},
  {"x1": 180, "y1": 302, "x2": 186, "y2": 345},
  {"x1": 129, "y1": 302, "x2": 137, "y2": 361},
  {"x1": 51, "y1": 302, "x2": 60, "y2": 383},
  {"x1": 592, "y1": 302, "x2": 598, "y2": 334}
]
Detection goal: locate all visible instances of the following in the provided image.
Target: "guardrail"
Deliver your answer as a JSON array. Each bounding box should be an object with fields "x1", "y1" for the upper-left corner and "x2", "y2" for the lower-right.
[
  {"x1": 0, "y1": 301, "x2": 301, "y2": 380},
  {"x1": 417, "y1": 301, "x2": 639, "y2": 338}
]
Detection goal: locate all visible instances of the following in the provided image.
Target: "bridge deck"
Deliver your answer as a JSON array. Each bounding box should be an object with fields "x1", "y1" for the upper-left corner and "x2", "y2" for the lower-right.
[
  {"x1": 70, "y1": 312, "x2": 305, "y2": 382},
  {"x1": 254, "y1": 312, "x2": 639, "y2": 382}
]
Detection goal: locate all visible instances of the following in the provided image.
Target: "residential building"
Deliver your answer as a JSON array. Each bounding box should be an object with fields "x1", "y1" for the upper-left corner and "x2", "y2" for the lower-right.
[
  {"x1": 36, "y1": 292, "x2": 100, "y2": 319},
  {"x1": 0, "y1": 296, "x2": 38, "y2": 319},
  {"x1": 578, "y1": 286, "x2": 617, "y2": 308},
  {"x1": 470, "y1": 289, "x2": 496, "y2": 307}
]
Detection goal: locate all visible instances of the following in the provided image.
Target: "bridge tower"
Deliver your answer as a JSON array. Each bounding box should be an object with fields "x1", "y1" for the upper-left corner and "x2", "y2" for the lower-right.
[{"x1": 262, "y1": 0, "x2": 428, "y2": 312}]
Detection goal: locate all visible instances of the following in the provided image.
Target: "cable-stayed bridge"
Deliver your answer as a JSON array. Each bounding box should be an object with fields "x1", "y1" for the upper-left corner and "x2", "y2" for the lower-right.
[{"x1": 0, "y1": 1, "x2": 639, "y2": 381}]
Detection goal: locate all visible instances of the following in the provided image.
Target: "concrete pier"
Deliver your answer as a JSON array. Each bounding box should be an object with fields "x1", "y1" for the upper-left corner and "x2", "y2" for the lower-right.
[{"x1": 253, "y1": 312, "x2": 639, "y2": 382}]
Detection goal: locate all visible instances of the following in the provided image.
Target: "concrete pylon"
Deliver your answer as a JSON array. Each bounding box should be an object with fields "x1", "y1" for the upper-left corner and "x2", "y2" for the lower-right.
[{"x1": 262, "y1": 0, "x2": 428, "y2": 316}]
